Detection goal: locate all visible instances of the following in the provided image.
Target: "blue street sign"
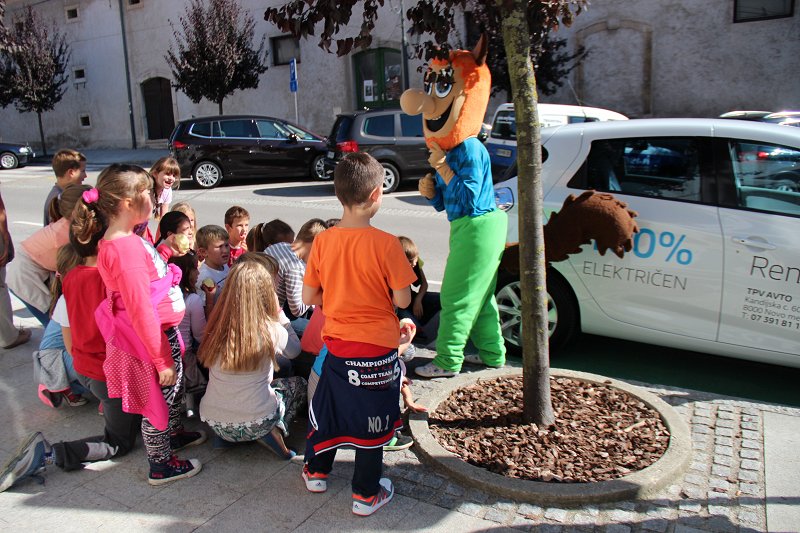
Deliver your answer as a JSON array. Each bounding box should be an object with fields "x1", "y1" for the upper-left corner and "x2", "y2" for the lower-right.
[{"x1": 289, "y1": 58, "x2": 298, "y2": 93}]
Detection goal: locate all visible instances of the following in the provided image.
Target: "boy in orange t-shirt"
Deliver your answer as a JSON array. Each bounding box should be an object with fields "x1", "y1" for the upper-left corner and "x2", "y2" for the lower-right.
[{"x1": 301, "y1": 153, "x2": 416, "y2": 517}]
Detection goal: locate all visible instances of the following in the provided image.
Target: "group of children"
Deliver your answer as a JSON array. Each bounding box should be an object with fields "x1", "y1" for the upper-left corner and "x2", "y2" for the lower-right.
[{"x1": 1, "y1": 149, "x2": 441, "y2": 517}]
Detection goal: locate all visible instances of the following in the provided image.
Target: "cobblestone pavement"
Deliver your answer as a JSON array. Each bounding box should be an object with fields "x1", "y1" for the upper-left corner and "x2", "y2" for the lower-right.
[{"x1": 395, "y1": 350, "x2": 800, "y2": 533}]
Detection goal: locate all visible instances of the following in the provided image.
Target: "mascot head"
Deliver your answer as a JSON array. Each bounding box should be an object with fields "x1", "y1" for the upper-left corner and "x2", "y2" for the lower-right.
[{"x1": 400, "y1": 35, "x2": 490, "y2": 151}]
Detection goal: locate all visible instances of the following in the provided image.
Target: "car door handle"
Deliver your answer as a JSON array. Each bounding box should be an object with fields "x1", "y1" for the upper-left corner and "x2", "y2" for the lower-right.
[{"x1": 732, "y1": 236, "x2": 777, "y2": 250}]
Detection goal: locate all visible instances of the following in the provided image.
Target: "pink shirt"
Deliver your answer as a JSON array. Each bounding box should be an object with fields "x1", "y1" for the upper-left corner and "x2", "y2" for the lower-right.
[
  {"x1": 98, "y1": 234, "x2": 185, "y2": 371},
  {"x1": 20, "y1": 218, "x2": 70, "y2": 272}
]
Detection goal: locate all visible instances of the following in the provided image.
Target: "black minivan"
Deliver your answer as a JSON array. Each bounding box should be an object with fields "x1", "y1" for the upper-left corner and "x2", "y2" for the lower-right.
[
  {"x1": 322, "y1": 109, "x2": 429, "y2": 193},
  {"x1": 169, "y1": 115, "x2": 327, "y2": 188}
]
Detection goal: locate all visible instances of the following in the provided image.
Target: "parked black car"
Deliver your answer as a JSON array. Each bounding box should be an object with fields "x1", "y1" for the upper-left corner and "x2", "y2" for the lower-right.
[
  {"x1": 0, "y1": 142, "x2": 35, "y2": 169},
  {"x1": 168, "y1": 115, "x2": 327, "y2": 188},
  {"x1": 322, "y1": 109, "x2": 429, "y2": 193}
]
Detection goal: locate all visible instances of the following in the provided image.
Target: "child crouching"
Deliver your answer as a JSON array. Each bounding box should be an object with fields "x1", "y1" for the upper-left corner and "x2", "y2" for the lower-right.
[{"x1": 198, "y1": 258, "x2": 306, "y2": 458}]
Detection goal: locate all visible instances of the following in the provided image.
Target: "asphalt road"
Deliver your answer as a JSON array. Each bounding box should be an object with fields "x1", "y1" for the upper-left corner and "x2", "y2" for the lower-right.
[{"x1": 3, "y1": 163, "x2": 798, "y2": 408}]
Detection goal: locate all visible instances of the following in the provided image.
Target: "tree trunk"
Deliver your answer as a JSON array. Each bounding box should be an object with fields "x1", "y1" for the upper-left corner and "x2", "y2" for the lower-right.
[
  {"x1": 36, "y1": 111, "x2": 47, "y2": 157},
  {"x1": 218, "y1": 100, "x2": 223, "y2": 115},
  {"x1": 500, "y1": 0, "x2": 554, "y2": 426}
]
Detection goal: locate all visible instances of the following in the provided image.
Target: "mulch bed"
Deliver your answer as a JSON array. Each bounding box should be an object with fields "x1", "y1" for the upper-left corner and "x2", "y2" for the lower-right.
[{"x1": 429, "y1": 375, "x2": 670, "y2": 483}]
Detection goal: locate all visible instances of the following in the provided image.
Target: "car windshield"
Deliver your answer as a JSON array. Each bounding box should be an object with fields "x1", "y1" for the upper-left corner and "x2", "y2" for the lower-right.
[
  {"x1": 491, "y1": 110, "x2": 516, "y2": 140},
  {"x1": 279, "y1": 122, "x2": 317, "y2": 141}
]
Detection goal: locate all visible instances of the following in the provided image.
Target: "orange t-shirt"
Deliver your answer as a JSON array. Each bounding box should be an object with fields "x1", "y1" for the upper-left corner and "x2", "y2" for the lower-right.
[{"x1": 304, "y1": 226, "x2": 416, "y2": 349}]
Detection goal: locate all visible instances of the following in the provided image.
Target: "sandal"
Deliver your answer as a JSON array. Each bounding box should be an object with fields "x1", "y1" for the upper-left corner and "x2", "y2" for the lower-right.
[{"x1": 3, "y1": 328, "x2": 31, "y2": 350}]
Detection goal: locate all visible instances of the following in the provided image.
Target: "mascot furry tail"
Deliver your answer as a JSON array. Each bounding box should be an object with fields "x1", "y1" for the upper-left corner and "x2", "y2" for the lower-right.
[{"x1": 501, "y1": 190, "x2": 640, "y2": 273}]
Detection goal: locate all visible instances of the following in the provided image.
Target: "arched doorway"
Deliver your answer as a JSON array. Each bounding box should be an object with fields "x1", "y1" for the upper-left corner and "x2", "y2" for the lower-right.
[{"x1": 141, "y1": 77, "x2": 175, "y2": 140}]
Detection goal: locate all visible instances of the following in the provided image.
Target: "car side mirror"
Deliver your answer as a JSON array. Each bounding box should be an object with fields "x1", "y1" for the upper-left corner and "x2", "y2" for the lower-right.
[{"x1": 287, "y1": 132, "x2": 299, "y2": 143}]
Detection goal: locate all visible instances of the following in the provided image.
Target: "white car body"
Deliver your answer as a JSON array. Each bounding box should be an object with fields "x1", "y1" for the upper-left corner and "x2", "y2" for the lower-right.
[{"x1": 493, "y1": 118, "x2": 800, "y2": 367}]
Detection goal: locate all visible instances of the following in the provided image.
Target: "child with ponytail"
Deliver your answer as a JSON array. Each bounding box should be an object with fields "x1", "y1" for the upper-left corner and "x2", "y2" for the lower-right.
[{"x1": 73, "y1": 164, "x2": 204, "y2": 485}]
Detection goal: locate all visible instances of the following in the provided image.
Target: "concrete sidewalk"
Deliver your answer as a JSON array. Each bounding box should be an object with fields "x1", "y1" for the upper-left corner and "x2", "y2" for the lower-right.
[{"x1": 1, "y1": 297, "x2": 799, "y2": 532}]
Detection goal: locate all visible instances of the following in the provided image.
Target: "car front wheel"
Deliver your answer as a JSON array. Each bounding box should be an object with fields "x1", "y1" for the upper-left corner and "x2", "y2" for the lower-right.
[
  {"x1": 310, "y1": 155, "x2": 327, "y2": 180},
  {"x1": 495, "y1": 269, "x2": 578, "y2": 357},
  {"x1": 192, "y1": 161, "x2": 223, "y2": 189},
  {"x1": 381, "y1": 162, "x2": 400, "y2": 193},
  {"x1": 0, "y1": 152, "x2": 19, "y2": 170}
]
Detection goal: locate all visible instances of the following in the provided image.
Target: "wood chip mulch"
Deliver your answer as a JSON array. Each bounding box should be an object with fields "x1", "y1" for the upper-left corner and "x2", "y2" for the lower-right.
[{"x1": 429, "y1": 375, "x2": 670, "y2": 483}]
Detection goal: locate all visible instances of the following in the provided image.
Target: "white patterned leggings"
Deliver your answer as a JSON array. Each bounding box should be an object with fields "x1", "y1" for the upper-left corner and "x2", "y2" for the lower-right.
[{"x1": 141, "y1": 327, "x2": 184, "y2": 464}]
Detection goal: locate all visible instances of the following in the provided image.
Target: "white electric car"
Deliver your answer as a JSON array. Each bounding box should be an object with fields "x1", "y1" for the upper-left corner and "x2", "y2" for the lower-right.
[{"x1": 493, "y1": 118, "x2": 800, "y2": 368}]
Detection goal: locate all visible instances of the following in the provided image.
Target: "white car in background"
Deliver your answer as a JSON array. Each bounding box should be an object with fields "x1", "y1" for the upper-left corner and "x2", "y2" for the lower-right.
[
  {"x1": 485, "y1": 102, "x2": 628, "y2": 177},
  {"x1": 493, "y1": 118, "x2": 800, "y2": 368}
]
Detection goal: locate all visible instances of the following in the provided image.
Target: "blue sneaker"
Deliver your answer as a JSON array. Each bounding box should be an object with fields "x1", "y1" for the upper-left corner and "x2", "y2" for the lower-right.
[{"x1": 0, "y1": 432, "x2": 51, "y2": 492}]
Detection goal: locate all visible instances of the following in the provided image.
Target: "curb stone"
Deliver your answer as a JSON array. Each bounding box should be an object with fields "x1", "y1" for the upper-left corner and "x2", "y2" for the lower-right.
[{"x1": 408, "y1": 367, "x2": 692, "y2": 506}]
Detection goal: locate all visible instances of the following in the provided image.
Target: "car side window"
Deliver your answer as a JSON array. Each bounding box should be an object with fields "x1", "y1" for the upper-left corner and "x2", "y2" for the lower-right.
[
  {"x1": 400, "y1": 114, "x2": 423, "y2": 137},
  {"x1": 363, "y1": 115, "x2": 394, "y2": 138},
  {"x1": 219, "y1": 120, "x2": 256, "y2": 138},
  {"x1": 256, "y1": 120, "x2": 285, "y2": 139},
  {"x1": 577, "y1": 137, "x2": 702, "y2": 202},
  {"x1": 727, "y1": 140, "x2": 800, "y2": 217},
  {"x1": 190, "y1": 122, "x2": 211, "y2": 137}
]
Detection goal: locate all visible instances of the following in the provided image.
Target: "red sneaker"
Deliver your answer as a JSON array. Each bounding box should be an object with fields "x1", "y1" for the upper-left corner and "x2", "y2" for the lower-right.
[{"x1": 61, "y1": 391, "x2": 88, "y2": 407}]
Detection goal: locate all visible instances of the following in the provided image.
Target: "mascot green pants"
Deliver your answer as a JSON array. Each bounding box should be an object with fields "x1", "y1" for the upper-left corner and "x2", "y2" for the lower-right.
[{"x1": 435, "y1": 209, "x2": 507, "y2": 372}]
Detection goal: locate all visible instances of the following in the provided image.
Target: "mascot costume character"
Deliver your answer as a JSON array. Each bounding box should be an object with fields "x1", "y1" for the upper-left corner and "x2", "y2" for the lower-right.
[
  {"x1": 401, "y1": 35, "x2": 506, "y2": 378},
  {"x1": 402, "y1": 36, "x2": 640, "y2": 378}
]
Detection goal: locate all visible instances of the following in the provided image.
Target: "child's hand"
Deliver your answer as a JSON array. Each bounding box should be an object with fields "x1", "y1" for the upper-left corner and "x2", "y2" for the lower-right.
[
  {"x1": 166, "y1": 233, "x2": 190, "y2": 256},
  {"x1": 158, "y1": 366, "x2": 177, "y2": 386},
  {"x1": 201, "y1": 278, "x2": 217, "y2": 297},
  {"x1": 399, "y1": 319, "x2": 417, "y2": 345},
  {"x1": 413, "y1": 298, "x2": 425, "y2": 320},
  {"x1": 405, "y1": 400, "x2": 428, "y2": 413}
]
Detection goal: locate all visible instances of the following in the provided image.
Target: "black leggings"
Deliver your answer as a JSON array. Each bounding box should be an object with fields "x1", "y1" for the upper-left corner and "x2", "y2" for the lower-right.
[
  {"x1": 52, "y1": 375, "x2": 142, "y2": 472},
  {"x1": 308, "y1": 446, "x2": 383, "y2": 497},
  {"x1": 141, "y1": 327, "x2": 184, "y2": 464}
]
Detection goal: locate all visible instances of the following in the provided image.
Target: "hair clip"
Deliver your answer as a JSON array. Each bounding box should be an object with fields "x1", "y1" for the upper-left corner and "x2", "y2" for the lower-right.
[{"x1": 82, "y1": 188, "x2": 99, "y2": 204}]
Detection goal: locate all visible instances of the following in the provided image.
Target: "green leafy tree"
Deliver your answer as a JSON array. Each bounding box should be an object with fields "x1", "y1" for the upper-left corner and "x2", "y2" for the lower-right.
[
  {"x1": 265, "y1": 0, "x2": 587, "y2": 425},
  {"x1": 166, "y1": 0, "x2": 269, "y2": 115},
  {"x1": 0, "y1": 6, "x2": 70, "y2": 157}
]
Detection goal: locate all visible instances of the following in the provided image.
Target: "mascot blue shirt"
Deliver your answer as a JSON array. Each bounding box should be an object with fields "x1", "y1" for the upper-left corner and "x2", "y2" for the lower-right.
[{"x1": 429, "y1": 137, "x2": 497, "y2": 222}]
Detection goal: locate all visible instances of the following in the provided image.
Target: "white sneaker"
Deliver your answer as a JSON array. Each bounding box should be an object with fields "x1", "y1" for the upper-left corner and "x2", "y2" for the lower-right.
[
  {"x1": 414, "y1": 362, "x2": 457, "y2": 378},
  {"x1": 352, "y1": 478, "x2": 394, "y2": 516},
  {"x1": 302, "y1": 464, "x2": 328, "y2": 493},
  {"x1": 463, "y1": 353, "x2": 483, "y2": 365}
]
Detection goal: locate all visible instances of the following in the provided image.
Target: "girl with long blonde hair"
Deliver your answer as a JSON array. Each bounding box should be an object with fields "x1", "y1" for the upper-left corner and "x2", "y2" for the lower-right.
[{"x1": 198, "y1": 258, "x2": 305, "y2": 458}]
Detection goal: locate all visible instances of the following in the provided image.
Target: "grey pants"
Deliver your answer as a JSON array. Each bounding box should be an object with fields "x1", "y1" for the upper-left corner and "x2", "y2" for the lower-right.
[
  {"x1": 0, "y1": 266, "x2": 19, "y2": 346},
  {"x1": 52, "y1": 375, "x2": 142, "y2": 471}
]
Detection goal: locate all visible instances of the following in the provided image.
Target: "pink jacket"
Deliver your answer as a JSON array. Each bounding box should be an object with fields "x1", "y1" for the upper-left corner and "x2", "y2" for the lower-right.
[{"x1": 96, "y1": 263, "x2": 183, "y2": 431}]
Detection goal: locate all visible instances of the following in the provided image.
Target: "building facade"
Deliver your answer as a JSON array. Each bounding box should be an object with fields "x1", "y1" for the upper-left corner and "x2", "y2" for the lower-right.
[
  {"x1": 545, "y1": 0, "x2": 798, "y2": 117},
  {"x1": 1, "y1": 1, "x2": 796, "y2": 150},
  {"x1": 0, "y1": 0, "x2": 436, "y2": 150}
]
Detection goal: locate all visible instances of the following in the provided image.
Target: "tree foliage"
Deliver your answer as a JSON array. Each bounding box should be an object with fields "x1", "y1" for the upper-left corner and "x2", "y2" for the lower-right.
[
  {"x1": 264, "y1": 0, "x2": 587, "y2": 426},
  {"x1": 166, "y1": 0, "x2": 269, "y2": 115},
  {"x1": 266, "y1": 1, "x2": 585, "y2": 98},
  {"x1": 0, "y1": 6, "x2": 70, "y2": 156}
]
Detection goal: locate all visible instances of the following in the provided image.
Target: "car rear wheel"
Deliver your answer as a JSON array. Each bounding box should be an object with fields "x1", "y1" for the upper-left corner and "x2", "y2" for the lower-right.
[
  {"x1": 192, "y1": 161, "x2": 223, "y2": 189},
  {"x1": 0, "y1": 152, "x2": 19, "y2": 170},
  {"x1": 381, "y1": 161, "x2": 400, "y2": 193},
  {"x1": 310, "y1": 155, "x2": 327, "y2": 180},
  {"x1": 495, "y1": 269, "x2": 578, "y2": 357}
]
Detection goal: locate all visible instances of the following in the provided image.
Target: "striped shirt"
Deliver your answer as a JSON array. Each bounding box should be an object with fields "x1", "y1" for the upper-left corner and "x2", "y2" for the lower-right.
[
  {"x1": 265, "y1": 241, "x2": 310, "y2": 319},
  {"x1": 428, "y1": 137, "x2": 497, "y2": 222}
]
